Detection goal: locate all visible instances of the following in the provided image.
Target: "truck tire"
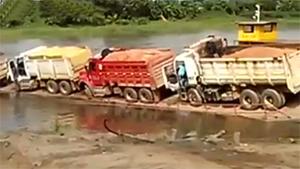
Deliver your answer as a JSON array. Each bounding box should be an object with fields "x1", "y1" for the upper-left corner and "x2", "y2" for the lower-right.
[
  {"x1": 46, "y1": 80, "x2": 59, "y2": 94},
  {"x1": 280, "y1": 92, "x2": 286, "y2": 106},
  {"x1": 239, "y1": 89, "x2": 260, "y2": 110},
  {"x1": 84, "y1": 85, "x2": 94, "y2": 99},
  {"x1": 262, "y1": 89, "x2": 284, "y2": 109},
  {"x1": 59, "y1": 81, "x2": 72, "y2": 95},
  {"x1": 187, "y1": 88, "x2": 202, "y2": 106},
  {"x1": 123, "y1": 87, "x2": 138, "y2": 102},
  {"x1": 138, "y1": 88, "x2": 154, "y2": 103}
]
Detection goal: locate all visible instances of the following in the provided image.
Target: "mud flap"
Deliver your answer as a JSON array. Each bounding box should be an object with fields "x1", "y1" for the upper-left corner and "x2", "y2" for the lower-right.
[{"x1": 153, "y1": 89, "x2": 161, "y2": 103}]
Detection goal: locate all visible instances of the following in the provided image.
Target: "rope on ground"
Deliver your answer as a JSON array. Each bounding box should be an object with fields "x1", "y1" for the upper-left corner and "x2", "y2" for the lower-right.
[{"x1": 103, "y1": 119, "x2": 155, "y2": 144}]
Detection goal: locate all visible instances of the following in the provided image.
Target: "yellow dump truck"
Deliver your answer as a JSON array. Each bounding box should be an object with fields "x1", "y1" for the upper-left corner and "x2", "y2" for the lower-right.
[
  {"x1": 0, "y1": 58, "x2": 8, "y2": 86},
  {"x1": 165, "y1": 37, "x2": 300, "y2": 110},
  {"x1": 8, "y1": 46, "x2": 92, "y2": 95}
]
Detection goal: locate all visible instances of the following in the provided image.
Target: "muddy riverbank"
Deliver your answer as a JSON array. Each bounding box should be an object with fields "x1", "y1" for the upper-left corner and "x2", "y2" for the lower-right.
[
  {"x1": 1, "y1": 127, "x2": 299, "y2": 169},
  {"x1": 1, "y1": 84, "x2": 300, "y2": 169}
]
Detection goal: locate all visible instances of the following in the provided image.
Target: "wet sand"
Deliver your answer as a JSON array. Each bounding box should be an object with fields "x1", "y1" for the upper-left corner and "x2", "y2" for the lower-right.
[{"x1": 1, "y1": 129, "x2": 299, "y2": 169}]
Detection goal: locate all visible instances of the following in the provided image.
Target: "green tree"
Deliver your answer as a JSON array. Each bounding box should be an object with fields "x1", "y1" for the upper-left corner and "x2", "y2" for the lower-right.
[{"x1": 256, "y1": 0, "x2": 277, "y2": 11}]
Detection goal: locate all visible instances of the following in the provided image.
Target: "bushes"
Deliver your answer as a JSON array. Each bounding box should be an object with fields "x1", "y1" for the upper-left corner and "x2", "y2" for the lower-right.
[
  {"x1": 1, "y1": 0, "x2": 299, "y2": 28},
  {"x1": 0, "y1": 0, "x2": 36, "y2": 27},
  {"x1": 40, "y1": 0, "x2": 105, "y2": 26},
  {"x1": 94, "y1": 0, "x2": 204, "y2": 21}
]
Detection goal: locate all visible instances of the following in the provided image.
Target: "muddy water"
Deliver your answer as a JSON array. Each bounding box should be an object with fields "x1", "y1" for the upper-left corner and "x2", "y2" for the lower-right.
[
  {"x1": 0, "y1": 93, "x2": 299, "y2": 139},
  {"x1": 1, "y1": 29, "x2": 300, "y2": 57},
  {"x1": 0, "y1": 29, "x2": 300, "y2": 138}
]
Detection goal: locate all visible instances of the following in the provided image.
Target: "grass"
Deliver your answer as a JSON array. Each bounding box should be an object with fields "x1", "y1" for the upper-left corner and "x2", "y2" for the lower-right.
[{"x1": 0, "y1": 12, "x2": 299, "y2": 42}]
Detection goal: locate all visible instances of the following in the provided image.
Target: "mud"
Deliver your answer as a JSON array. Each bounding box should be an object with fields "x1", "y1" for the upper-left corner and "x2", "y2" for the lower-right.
[{"x1": 1, "y1": 128, "x2": 299, "y2": 169}]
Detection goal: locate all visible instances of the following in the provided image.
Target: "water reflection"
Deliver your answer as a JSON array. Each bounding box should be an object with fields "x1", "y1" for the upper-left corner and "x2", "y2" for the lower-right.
[
  {"x1": 0, "y1": 93, "x2": 299, "y2": 139},
  {"x1": 12, "y1": 94, "x2": 26, "y2": 128}
]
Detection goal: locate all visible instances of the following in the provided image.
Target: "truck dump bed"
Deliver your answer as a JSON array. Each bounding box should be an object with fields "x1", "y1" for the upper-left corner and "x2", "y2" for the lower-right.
[
  {"x1": 95, "y1": 48, "x2": 174, "y2": 88},
  {"x1": 198, "y1": 48, "x2": 300, "y2": 94},
  {"x1": 25, "y1": 46, "x2": 91, "y2": 80},
  {"x1": 0, "y1": 58, "x2": 7, "y2": 81}
]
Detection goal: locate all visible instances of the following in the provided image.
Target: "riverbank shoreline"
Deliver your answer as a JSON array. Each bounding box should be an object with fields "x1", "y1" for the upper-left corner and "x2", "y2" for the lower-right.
[
  {"x1": 1, "y1": 16, "x2": 299, "y2": 42},
  {"x1": 1, "y1": 84, "x2": 299, "y2": 122},
  {"x1": 1, "y1": 129, "x2": 299, "y2": 169}
]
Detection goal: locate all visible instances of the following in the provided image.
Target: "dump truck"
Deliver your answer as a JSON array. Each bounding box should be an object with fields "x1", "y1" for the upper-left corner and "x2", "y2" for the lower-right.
[
  {"x1": 164, "y1": 37, "x2": 300, "y2": 110},
  {"x1": 79, "y1": 48, "x2": 175, "y2": 103},
  {"x1": 0, "y1": 58, "x2": 8, "y2": 86},
  {"x1": 7, "y1": 46, "x2": 92, "y2": 95}
]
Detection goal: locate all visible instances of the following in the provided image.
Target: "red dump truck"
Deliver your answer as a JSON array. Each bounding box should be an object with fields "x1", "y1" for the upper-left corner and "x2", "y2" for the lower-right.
[{"x1": 79, "y1": 48, "x2": 175, "y2": 103}]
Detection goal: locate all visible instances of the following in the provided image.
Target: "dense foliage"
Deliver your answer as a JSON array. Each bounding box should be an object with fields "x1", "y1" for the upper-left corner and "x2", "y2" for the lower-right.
[
  {"x1": 0, "y1": 0, "x2": 36, "y2": 27},
  {"x1": 0, "y1": 0, "x2": 299, "y2": 27},
  {"x1": 40, "y1": 0, "x2": 105, "y2": 26}
]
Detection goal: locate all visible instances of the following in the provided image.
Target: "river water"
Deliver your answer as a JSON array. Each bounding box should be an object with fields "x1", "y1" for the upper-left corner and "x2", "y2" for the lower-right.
[
  {"x1": 0, "y1": 93, "x2": 299, "y2": 139},
  {"x1": 0, "y1": 30, "x2": 300, "y2": 138},
  {"x1": 1, "y1": 29, "x2": 300, "y2": 57}
]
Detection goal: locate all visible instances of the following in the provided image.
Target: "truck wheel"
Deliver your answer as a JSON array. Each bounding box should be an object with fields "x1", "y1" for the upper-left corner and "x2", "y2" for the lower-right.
[
  {"x1": 139, "y1": 88, "x2": 154, "y2": 103},
  {"x1": 239, "y1": 89, "x2": 260, "y2": 110},
  {"x1": 124, "y1": 87, "x2": 138, "y2": 102},
  {"x1": 59, "y1": 81, "x2": 72, "y2": 95},
  {"x1": 187, "y1": 88, "x2": 202, "y2": 106},
  {"x1": 46, "y1": 80, "x2": 59, "y2": 94},
  {"x1": 84, "y1": 85, "x2": 94, "y2": 99},
  {"x1": 262, "y1": 89, "x2": 284, "y2": 109},
  {"x1": 280, "y1": 92, "x2": 286, "y2": 106}
]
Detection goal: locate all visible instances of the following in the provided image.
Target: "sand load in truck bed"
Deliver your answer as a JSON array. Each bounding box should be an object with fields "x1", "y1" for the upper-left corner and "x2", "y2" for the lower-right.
[
  {"x1": 226, "y1": 46, "x2": 298, "y2": 58},
  {"x1": 20, "y1": 46, "x2": 92, "y2": 80},
  {"x1": 27, "y1": 46, "x2": 92, "y2": 68},
  {"x1": 102, "y1": 48, "x2": 174, "y2": 67}
]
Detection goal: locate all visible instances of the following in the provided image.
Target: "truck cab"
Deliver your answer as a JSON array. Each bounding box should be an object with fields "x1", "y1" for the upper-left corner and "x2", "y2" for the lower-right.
[
  {"x1": 8, "y1": 46, "x2": 47, "y2": 90},
  {"x1": 164, "y1": 49, "x2": 200, "y2": 101},
  {"x1": 164, "y1": 36, "x2": 226, "y2": 101},
  {"x1": 79, "y1": 58, "x2": 101, "y2": 89}
]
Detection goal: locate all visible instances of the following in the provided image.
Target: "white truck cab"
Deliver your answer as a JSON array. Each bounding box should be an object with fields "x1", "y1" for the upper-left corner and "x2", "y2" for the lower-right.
[
  {"x1": 7, "y1": 46, "x2": 47, "y2": 91},
  {"x1": 8, "y1": 46, "x2": 47, "y2": 82},
  {"x1": 174, "y1": 49, "x2": 200, "y2": 86}
]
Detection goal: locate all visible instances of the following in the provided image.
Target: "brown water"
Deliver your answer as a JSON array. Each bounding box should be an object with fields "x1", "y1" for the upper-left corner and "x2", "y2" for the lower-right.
[
  {"x1": 1, "y1": 29, "x2": 300, "y2": 57},
  {"x1": 0, "y1": 30, "x2": 300, "y2": 138},
  {"x1": 0, "y1": 93, "x2": 299, "y2": 139}
]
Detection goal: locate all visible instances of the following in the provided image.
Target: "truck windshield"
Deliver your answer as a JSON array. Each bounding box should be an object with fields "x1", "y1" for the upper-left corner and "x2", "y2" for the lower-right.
[
  {"x1": 89, "y1": 62, "x2": 96, "y2": 71},
  {"x1": 17, "y1": 58, "x2": 26, "y2": 76}
]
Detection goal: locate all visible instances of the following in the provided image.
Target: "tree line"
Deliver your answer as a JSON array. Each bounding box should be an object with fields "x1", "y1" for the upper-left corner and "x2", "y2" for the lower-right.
[{"x1": 0, "y1": 0, "x2": 299, "y2": 27}]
